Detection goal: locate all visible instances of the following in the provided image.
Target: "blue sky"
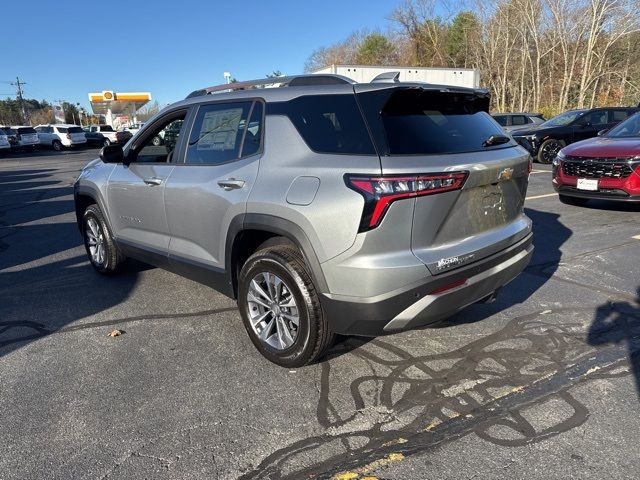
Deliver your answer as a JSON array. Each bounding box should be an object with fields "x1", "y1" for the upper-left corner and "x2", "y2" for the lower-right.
[{"x1": 1, "y1": 0, "x2": 400, "y2": 110}]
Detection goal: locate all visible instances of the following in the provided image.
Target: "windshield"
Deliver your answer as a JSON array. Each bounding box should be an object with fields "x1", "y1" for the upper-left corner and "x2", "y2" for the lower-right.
[
  {"x1": 541, "y1": 110, "x2": 585, "y2": 127},
  {"x1": 606, "y1": 113, "x2": 640, "y2": 138}
]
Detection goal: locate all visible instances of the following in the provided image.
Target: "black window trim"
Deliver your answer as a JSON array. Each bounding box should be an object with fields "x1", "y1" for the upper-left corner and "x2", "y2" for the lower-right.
[
  {"x1": 124, "y1": 107, "x2": 191, "y2": 165},
  {"x1": 179, "y1": 97, "x2": 265, "y2": 167}
]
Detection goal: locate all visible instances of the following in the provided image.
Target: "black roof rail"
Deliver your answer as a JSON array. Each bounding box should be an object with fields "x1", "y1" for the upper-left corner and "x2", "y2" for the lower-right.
[{"x1": 186, "y1": 74, "x2": 355, "y2": 99}]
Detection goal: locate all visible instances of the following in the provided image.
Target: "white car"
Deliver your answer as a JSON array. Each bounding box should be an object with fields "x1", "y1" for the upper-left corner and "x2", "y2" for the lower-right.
[
  {"x1": 124, "y1": 122, "x2": 144, "y2": 135},
  {"x1": 35, "y1": 124, "x2": 87, "y2": 151},
  {"x1": 0, "y1": 128, "x2": 10, "y2": 152},
  {"x1": 87, "y1": 125, "x2": 118, "y2": 145},
  {"x1": 12, "y1": 126, "x2": 40, "y2": 149}
]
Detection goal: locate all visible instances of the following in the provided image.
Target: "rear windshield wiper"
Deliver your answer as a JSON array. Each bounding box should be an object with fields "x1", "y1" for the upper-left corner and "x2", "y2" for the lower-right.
[{"x1": 482, "y1": 134, "x2": 511, "y2": 147}]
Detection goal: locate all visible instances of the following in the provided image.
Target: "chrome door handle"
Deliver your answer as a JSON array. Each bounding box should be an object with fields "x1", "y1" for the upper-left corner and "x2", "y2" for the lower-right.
[
  {"x1": 217, "y1": 178, "x2": 245, "y2": 191},
  {"x1": 143, "y1": 177, "x2": 163, "y2": 186}
]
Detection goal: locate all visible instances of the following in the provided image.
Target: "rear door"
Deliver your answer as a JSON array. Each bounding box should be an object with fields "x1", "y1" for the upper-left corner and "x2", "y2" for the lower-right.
[
  {"x1": 164, "y1": 100, "x2": 263, "y2": 271},
  {"x1": 106, "y1": 110, "x2": 189, "y2": 254},
  {"x1": 356, "y1": 86, "x2": 531, "y2": 274}
]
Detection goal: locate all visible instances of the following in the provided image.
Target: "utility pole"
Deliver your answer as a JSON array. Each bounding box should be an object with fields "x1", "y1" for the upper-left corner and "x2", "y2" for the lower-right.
[{"x1": 11, "y1": 77, "x2": 27, "y2": 124}]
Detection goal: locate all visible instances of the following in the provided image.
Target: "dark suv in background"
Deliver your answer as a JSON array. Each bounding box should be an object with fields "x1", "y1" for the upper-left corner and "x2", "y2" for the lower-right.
[{"x1": 512, "y1": 107, "x2": 637, "y2": 163}]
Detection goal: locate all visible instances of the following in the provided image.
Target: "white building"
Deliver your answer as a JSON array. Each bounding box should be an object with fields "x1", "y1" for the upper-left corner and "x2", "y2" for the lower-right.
[{"x1": 312, "y1": 65, "x2": 480, "y2": 88}]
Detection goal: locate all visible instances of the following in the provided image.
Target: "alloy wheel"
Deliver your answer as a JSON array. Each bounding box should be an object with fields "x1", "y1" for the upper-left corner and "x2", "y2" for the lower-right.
[
  {"x1": 85, "y1": 217, "x2": 106, "y2": 266},
  {"x1": 541, "y1": 140, "x2": 561, "y2": 163},
  {"x1": 247, "y1": 272, "x2": 300, "y2": 350}
]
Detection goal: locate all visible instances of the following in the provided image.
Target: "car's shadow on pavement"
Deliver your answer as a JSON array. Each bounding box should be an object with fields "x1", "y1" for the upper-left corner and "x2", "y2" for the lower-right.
[
  {"x1": 0, "y1": 165, "x2": 143, "y2": 359},
  {"x1": 588, "y1": 287, "x2": 640, "y2": 398}
]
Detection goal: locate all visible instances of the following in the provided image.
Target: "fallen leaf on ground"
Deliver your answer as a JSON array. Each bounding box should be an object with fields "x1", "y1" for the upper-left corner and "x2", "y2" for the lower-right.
[{"x1": 107, "y1": 329, "x2": 123, "y2": 337}]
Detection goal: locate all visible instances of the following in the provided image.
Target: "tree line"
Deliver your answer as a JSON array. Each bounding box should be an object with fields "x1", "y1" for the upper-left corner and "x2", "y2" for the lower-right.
[{"x1": 305, "y1": 0, "x2": 640, "y2": 117}]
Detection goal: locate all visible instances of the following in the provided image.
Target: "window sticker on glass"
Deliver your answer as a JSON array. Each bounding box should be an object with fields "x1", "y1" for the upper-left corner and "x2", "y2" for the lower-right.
[{"x1": 197, "y1": 108, "x2": 243, "y2": 151}]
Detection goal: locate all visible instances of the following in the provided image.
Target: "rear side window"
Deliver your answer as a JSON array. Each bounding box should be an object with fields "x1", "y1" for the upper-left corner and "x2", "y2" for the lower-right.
[
  {"x1": 610, "y1": 110, "x2": 631, "y2": 122},
  {"x1": 186, "y1": 101, "x2": 255, "y2": 165},
  {"x1": 359, "y1": 88, "x2": 507, "y2": 155},
  {"x1": 512, "y1": 115, "x2": 528, "y2": 125},
  {"x1": 269, "y1": 95, "x2": 376, "y2": 155}
]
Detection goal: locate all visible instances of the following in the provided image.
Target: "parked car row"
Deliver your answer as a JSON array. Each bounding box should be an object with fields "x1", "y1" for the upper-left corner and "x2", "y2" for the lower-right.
[
  {"x1": 492, "y1": 106, "x2": 638, "y2": 163},
  {"x1": 0, "y1": 124, "x2": 132, "y2": 154}
]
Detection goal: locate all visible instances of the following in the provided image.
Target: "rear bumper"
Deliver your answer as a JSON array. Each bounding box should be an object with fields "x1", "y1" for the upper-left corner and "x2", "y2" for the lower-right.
[{"x1": 320, "y1": 233, "x2": 533, "y2": 336}]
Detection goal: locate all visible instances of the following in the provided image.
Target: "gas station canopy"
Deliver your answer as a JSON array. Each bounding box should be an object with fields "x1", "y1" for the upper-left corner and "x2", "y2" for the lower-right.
[{"x1": 88, "y1": 91, "x2": 151, "y2": 126}]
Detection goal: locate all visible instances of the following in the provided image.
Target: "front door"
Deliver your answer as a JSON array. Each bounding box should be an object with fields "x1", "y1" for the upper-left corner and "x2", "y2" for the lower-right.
[
  {"x1": 106, "y1": 111, "x2": 188, "y2": 254},
  {"x1": 164, "y1": 100, "x2": 263, "y2": 271}
]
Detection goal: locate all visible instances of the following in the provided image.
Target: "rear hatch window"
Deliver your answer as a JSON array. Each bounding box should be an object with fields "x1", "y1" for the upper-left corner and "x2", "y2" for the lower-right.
[
  {"x1": 57, "y1": 127, "x2": 68, "y2": 133},
  {"x1": 357, "y1": 88, "x2": 513, "y2": 156},
  {"x1": 18, "y1": 127, "x2": 37, "y2": 134},
  {"x1": 100, "y1": 126, "x2": 114, "y2": 132},
  {"x1": 68, "y1": 127, "x2": 83, "y2": 133}
]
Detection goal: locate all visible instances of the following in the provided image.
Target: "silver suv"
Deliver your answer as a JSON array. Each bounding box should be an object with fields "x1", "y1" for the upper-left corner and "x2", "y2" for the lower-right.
[{"x1": 74, "y1": 73, "x2": 533, "y2": 367}]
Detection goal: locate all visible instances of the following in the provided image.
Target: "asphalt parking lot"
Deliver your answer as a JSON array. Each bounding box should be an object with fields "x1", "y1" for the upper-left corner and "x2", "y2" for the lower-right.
[{"x1": 1, "y1": 149, "x2": 639, "y2": 480}]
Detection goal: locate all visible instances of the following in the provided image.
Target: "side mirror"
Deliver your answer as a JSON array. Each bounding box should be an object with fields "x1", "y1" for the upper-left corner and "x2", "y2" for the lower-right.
[
  {"x1": 99, "y1": 145, "x2": 124, "y2": 164},
  {"x1": 597, "y1": 129, "x2": 609, "y2": 136}
]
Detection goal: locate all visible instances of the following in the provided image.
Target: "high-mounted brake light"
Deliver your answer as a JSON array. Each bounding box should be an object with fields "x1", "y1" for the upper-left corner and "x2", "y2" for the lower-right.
[{"x1": 346, "y1": 172, "x2": 468, "y2": 231}]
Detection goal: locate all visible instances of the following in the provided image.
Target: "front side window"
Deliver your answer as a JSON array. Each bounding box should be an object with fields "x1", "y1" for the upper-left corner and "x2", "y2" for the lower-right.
[
  {"x1": 186, "y1": 101, "x2": 258, "y2": 165},
  {"x1": 493, "y1": 115, "x2": 508, "y2": 126},
  {"x1": 581, "y1": 110, "x2": 607, "y2": 126},
  {"x1": 131, "y1": 113, "x2": 186, "y2": 163}
]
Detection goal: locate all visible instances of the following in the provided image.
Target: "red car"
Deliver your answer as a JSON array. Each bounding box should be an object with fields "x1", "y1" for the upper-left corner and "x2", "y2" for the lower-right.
[{"x1": 553, "y1": 112, "x2": 640, "y2": 205}]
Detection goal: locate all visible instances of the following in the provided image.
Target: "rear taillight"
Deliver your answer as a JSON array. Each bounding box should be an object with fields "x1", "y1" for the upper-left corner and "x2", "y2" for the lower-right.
[{"x1": 346, "y1": 172, "x2": 467, "y2": 232}]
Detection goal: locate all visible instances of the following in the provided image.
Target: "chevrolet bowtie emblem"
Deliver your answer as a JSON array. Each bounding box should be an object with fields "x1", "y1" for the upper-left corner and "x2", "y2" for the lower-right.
[{"x1": 498, "y1": 167, "x2": 514, "y2": 181}]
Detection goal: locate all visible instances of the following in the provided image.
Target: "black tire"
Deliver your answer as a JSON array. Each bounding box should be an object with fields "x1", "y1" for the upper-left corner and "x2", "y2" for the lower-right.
[
  {"x1": 52, "y1": 140, "x2": 62, "y2": 151},
  {"x1": 102, "y1": 138, "x2": 111, "y2": 147},
  {"x1": 559, "y1": 194, "x2": 588, "y2": 206},
  {"x1": 82, "y1": 205, "x2": 125, "y2": 274},
  {"x1": 537, "y1": 138, "x2": 565, "y2": 164},
  {"x1": 151, "y1": 135, "x2": 162, "y2": 146},
  {"x1": 238, "y1": 245, "x2": 335, "y2": 367}
]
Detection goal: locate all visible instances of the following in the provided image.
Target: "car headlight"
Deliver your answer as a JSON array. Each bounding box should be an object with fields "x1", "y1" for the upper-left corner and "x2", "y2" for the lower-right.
[{"x1": 552, "y1": 150, "x2": 565, "y2": 167}]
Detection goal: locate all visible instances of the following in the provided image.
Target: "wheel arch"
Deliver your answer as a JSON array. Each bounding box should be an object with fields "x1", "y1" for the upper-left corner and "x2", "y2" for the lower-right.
[
  {"x1": 73, "y1": 184, "x2": 112, "y2": 233},
  {"x1": 226, "y1": 214, "x2": 329, "y2": 299}
]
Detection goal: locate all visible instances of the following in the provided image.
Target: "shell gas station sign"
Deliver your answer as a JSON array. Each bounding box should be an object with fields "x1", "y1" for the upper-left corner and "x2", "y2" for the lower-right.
[{"x1": 88, "y1": 91, "x2": 151, "y2": 126}]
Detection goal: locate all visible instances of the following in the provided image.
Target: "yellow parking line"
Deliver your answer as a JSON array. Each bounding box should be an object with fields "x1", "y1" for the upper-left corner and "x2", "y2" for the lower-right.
[{"x1": 525, "y1": 193, "x2": 557, "y2": 200}]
